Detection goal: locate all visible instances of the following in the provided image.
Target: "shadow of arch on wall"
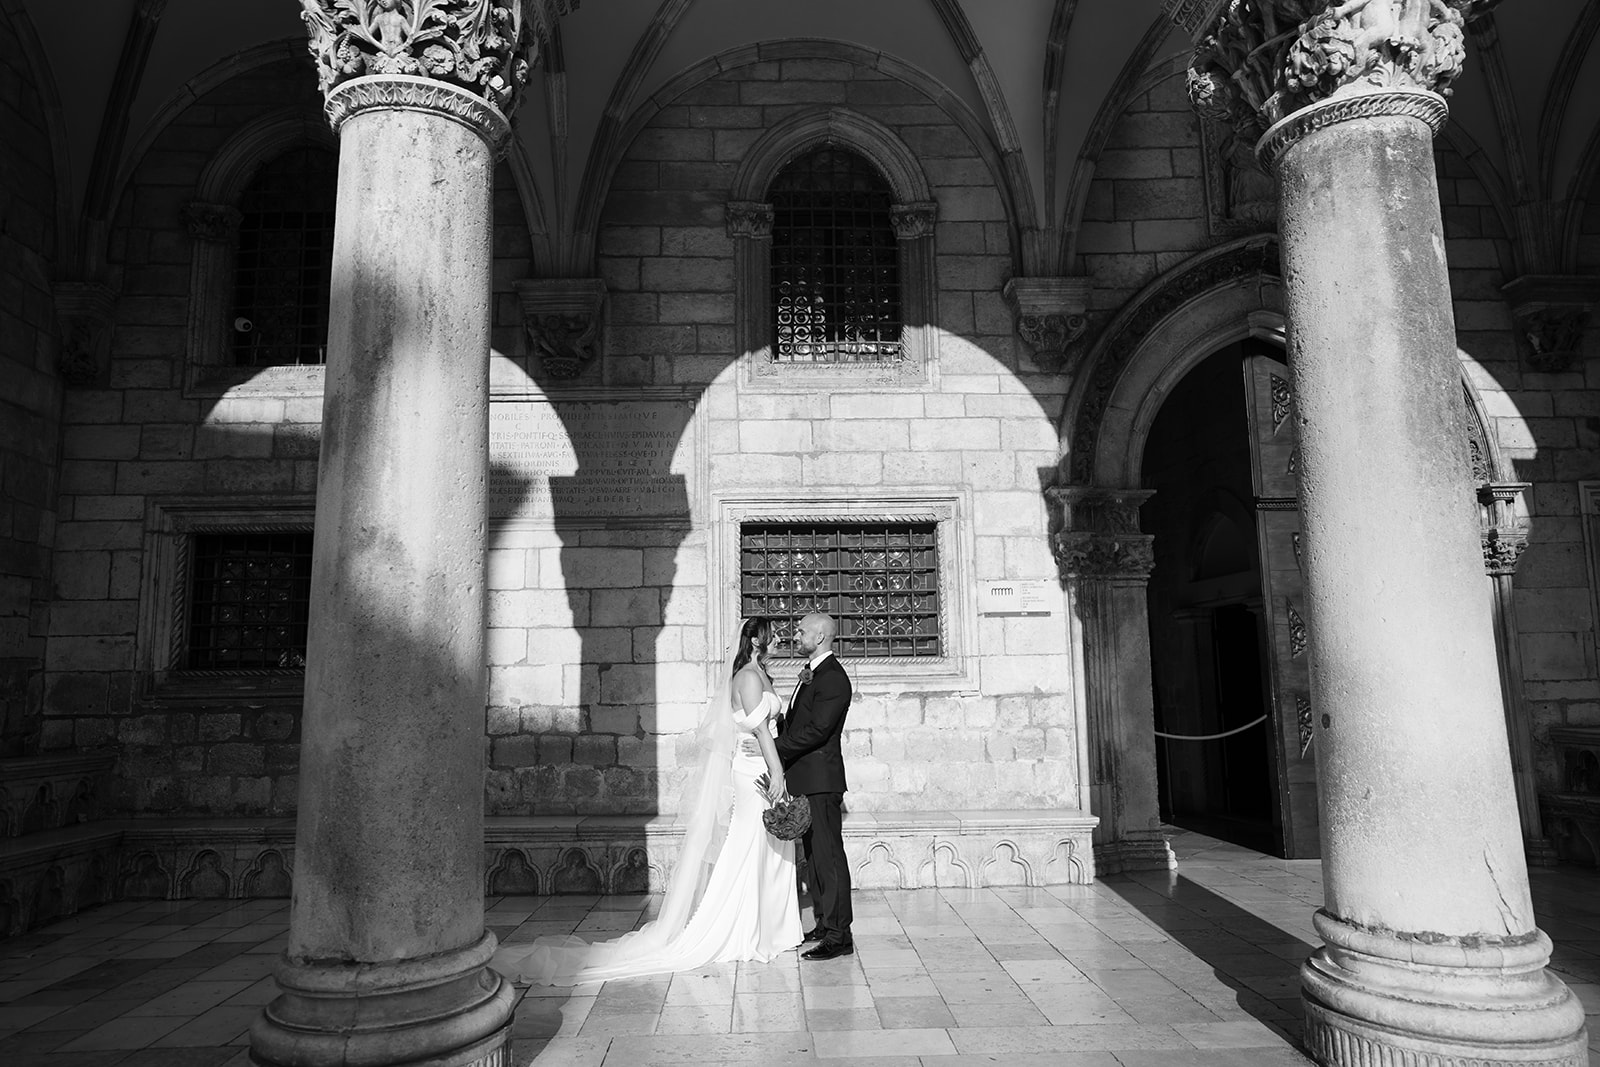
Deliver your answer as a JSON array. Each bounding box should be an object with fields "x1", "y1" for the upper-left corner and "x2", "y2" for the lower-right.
[{"x1": 1055, "y1": 233, "x2": 1521, "y2": 869}]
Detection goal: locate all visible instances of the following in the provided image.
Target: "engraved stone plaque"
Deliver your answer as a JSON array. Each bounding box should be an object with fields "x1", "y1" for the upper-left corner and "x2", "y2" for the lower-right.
[{"x1": 489, "y1": 399, "x2": 693, "y2": 524}]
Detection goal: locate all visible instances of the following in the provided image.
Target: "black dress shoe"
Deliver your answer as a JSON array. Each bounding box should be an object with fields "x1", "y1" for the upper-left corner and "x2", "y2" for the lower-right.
[
  {"x1": 802, "y1": 940, "x2": 854, "y2": 961},
  {"x1": 802, "y1": 926, "x2": 825, "y2": 943}
]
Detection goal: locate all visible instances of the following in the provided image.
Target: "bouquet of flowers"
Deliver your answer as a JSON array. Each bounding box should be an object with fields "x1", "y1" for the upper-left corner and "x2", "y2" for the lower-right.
[{"x1": 762, "y1": 793, "x2": 811, "y2": 841}]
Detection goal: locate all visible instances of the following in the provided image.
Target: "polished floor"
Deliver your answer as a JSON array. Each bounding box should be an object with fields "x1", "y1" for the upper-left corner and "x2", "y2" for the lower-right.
[{"x1": 0, "y1": 830, "x2": 1596, "y2": 1066}]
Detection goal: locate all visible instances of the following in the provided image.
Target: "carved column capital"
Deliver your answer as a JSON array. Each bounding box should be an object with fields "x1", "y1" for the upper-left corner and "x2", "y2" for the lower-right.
[
  {"x1": 184, "y1": 201, "x2": 243, "y2": 243},
  {"x1": 1047, "y1": 486, "x2": 1156, "y2": 580},
  {"x1": 725, "y1": 201, "x2": 774, "y2": 239},
  {"x1": 889, "y1": 200, "x2": 938, "y2": 240},
  {"x1": 1501, "y1": 274, "x2": 1599, "y2": 374},
  {"x1": 1003, "y1": 277, "x2": 1093, "y2": 375},
  {"x1": 300, "y1": 0, "x2": 575, "y2": 148},
  {"x1": 54, "y1": 282, "x2": 118, "y2": 388},
  {"x1": 1478, "y1": 481, "x2": 1531, "y2": 577},
  {"x1": 1182, "y1": 0, "x2": 1478, "y2": 169},
  {"x1": 516, "y1": 277, "x2": 606, "y2": 381}
]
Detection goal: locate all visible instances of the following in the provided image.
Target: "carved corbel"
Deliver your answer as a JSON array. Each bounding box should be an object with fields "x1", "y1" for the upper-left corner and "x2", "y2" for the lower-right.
[
  {"x1": 1046, "y1": 486, "x2": 1156, "y2": 580},
  {"x1": 183, "y1": 201, "x2": 243, "y2": 244},
  {"x1": 889, "y1": 201, "x2": 937, "y2": 240},
  {"x1": 515, "y1": 277, "x2": 606, "y2": 381},
  {"x1": 54, "y1": 282, "x2": 118, "y2": 388},
  {"x1": 1003, "y1": 277, "x2": 1092, "y2": 375},
  {"x1": 1479, "y1": 481, "x2": 1531, "y2": 577},
  {"x1": 725, "y1": 201, "x2": 774, "y2": 240},
  {"x1": 1501, "y1": 275, "x2": 1598, "y2": 374}
]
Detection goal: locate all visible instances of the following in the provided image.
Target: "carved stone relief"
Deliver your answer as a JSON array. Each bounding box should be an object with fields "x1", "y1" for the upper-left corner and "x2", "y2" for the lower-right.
[
  {"x1": 54, "y1": 282, "x2": 118, "y2": 389},
  {"x1": 1003, "y1": 277, "x2": 1092, "y2": 374},
  {"x1": 516, "y1": 277, "x2": 606, "y2": 381}
]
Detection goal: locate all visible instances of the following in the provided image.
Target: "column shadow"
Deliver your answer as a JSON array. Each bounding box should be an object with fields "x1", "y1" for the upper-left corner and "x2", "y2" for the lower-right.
[{"x1": 1101, "y1": 872, "x2": 1312, "y2": 1045}]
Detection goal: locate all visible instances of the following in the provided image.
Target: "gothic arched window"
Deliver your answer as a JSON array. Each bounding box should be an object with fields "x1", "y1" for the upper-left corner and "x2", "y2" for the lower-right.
[
  {"x1": 769, "y1": 148, "x2": 901, "y2": 363},
  {"x1": 231, "y1": 147, "x2": 337, "y2": 367}
]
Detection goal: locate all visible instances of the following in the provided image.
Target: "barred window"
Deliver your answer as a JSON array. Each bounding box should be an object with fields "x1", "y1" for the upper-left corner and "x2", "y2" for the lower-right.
[
  {"x1": 185, "y1": 532, "x2": 313, "y2": 670},
  {"x1": 769, "y1": 148, "x2": 901, "y2": 363},
  {"x1": 740, "y1": 522, "x2": 939, "y2": 658},
  {"x1": 232, "y1": 147, "x2": 336, "y2": 367}
]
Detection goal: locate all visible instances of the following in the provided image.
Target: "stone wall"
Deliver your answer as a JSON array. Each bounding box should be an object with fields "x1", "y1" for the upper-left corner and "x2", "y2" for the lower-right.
[
  {"x1": 0, "y1": 30, "x2": 60, "y2": 757},
  {"x1": 41, "y1": 59, "x2": 532, "y2": 815},
  {"x1": 483, "y1": 52, "x2": 1080, "y2": 818}
]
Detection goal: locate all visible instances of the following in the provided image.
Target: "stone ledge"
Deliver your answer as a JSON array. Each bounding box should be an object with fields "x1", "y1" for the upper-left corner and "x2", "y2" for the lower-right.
[
  {"x1": 0, "y1": 753, "x2": 118, "y2": 837},
  {"x1": 0, "y1": 810, "x2": 1099, "y2": 938}
]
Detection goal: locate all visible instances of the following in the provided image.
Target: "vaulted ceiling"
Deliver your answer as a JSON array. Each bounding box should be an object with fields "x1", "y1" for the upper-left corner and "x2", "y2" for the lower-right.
[{"x1": 9, "y1": 0, "x2": 1593, "y2": 279}]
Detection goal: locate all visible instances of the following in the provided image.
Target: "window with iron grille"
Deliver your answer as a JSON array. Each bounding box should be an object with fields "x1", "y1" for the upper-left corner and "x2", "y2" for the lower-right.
[
  {"x1": 231, "y1": 147, "x2": 336, "y2": 368},
  {"x1": 185, "y1": 532, "x2": 313, "y2": 671},
  {"x1": 769, "y1": 148, "x2": 902, "y2": 363},
  {"x1": 740, "y1": 522, "x2": 939, "y2": 658}
]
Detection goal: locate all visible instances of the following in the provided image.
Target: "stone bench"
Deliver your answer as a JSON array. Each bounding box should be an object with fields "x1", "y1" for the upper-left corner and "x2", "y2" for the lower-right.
[
  {"x1": 1540, "y1": 726, "x2": 1600, "y2": 867},
  {"x1": 0, "y1": 809, "x2": 1098, "y2": 936}
]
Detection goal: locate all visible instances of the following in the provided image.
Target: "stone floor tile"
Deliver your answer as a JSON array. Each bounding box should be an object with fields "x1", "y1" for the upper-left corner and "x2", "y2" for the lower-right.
[
  {"x1": 25, "y1": 996, "x2": 142, "y2": 1031},
  {"x1": 922, "y1": 1054, "x2": 1123, "y2": 1067},
  {"x1": 0, "y1": 1003, "x2": 69, "y2": 1031},
  {"x1": 513, "y1": 993, "x2": 595, "y2": 1039},
  {"x1": 148, "y1": 1005, "x2": 260, "y2": 1047},
  {"x1": 803, "y1": 983, "x2": 876, "y2": 1009},
  {"x1": 603, "y1": 1031, "x2": 817, "y2": 1064},
  {"x1": 864, "y1": 973, "x2": 939, "y2": 998},
  {"x1": 56, "y1": 1013, "x2": 190, "y2": 1051},
  {"x1": 806, "y1": 1005, "x2": 883, "y2": 1031},
  {"x1": 1114, "y1": 994, "x2": 1223, "y2": 1024},
  {"x1": 1000, "y1": 958, "x2": 1090, "y2": 985},
  {"x1": 511, "y1": 1034, "x2": 610, "y2": 1067},
  {"x1": 125, "y1": 979, "x2": 254, "y2": 1017},
  {"x1": 109, "y1": 1048, "x2": 240, "y2": 1066},
  {"x1": 664, "y1": 972, "x2": 735, "y2": 1005},
  {"x1": 655, "y1": 1002, "x2": 733, "y2": 1034},
  {"x1": 1110, "y1": 1050, "x2": 1313, "y2": 1067},
  {"x1": 1174, "y1": 1018, "x2": 1299, "y2": 1048},
  {"x1": 797, "y1": 961, "x2": 870, "y2": 986},
  {"x1": 730, "y1": 991, "x2": 806, "y2": 1032},
  {"x1": 874, "y1": 994, "x2": 956, "y2": 1029},
  {"x1": 810, "y1": 1025, "x2": 956, "y2": 1057},
  {"x1": 576, "y1": 1009, "x2": 658, "y2": 1036},
  {"x1": 948, "y1": 1022, "x2": 1191, "y2": 1053},
  {"x1": 984, "y1": 942, "x2": 1066, "y2": 961},
  {"x1": 929, "y1": 973, "x2": 1026, "y2": 1004},
  {"x1": 944, "y1": 1000, "x2": 1049, "y2": 1028}
]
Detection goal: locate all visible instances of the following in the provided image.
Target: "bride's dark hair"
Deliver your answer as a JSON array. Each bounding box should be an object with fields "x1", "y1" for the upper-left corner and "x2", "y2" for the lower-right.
[{"x1": 731, "y1": 617, "x2": 773, "y2": 677}]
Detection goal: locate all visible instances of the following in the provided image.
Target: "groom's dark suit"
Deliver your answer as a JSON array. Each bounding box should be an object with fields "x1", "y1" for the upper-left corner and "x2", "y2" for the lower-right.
[{"x1": 776, "y1": 652, "x2": 853, "y2": 947}]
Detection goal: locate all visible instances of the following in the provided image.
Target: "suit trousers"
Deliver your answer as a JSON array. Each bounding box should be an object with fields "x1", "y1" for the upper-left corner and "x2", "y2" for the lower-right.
[{"x1": 802, "y1": 791, "x2": 851, "y2": 944}]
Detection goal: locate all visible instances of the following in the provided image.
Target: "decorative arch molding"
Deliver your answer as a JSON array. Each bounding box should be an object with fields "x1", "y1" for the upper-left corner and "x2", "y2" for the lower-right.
[
  {"x1": 1062, "y1": 235, "x2": 1511, "y2": 490},
  {"x1": 0, "y1": 0, "x2": 71, "y2": 272},
  {"x1": 729, "y1": 107, "x2": 934, "y2": 205},
  {"x1": 1062, "y1": 235, "x2": 1282, "y2": 486},
  {"x1": 195, "y1": 112, "x2": 336, "y2": 206},
  {"x1": 572, "y1": 38, "x2": 1019, "y2": 275}
]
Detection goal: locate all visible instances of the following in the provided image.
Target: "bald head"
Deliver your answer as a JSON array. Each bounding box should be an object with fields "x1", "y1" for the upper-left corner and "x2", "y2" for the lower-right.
[{"x1": 795, "y1": 612, "x2": 836, "y2": 656}]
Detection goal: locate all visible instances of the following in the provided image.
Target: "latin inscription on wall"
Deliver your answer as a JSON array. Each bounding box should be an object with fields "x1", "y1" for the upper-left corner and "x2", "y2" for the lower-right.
[{"x1": 488, "y1": 399, "x2": 693, "y2": 524}]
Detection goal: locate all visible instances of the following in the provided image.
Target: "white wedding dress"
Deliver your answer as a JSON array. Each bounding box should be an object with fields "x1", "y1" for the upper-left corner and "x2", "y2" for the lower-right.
[{"x1": 491, "y1": 690, "x2": 800, "y2": 985}]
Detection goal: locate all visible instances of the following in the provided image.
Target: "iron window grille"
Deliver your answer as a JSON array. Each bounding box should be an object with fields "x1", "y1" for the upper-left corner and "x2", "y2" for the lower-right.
[
  {"x1": 232, "y1": 147, "x2": 336, "y2": 368},
  {"x1": 740, "y1": 522, "x2": 940, "y2": 658},
  {"x1": 769, "y1": 148, "x2": 902, "y2": 363},
  {"x1": 185, "y1": 532, "x2": 313, "y2": 671}
]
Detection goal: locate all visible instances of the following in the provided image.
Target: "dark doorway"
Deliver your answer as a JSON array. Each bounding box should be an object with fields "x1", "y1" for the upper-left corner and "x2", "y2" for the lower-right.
[{"x1": 1143, "y1": 341, "x2": 1285, "y2": 856}]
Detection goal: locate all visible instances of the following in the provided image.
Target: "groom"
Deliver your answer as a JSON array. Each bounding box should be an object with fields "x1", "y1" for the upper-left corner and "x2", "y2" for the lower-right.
[{"x1": 758, "y1": 612, "x2": 854, "y2": 959}]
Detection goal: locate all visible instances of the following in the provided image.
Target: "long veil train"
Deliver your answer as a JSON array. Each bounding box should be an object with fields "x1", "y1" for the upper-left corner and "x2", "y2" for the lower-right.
[{"x1": 489, "y1": 644, "x2": 743, "y2": 986}]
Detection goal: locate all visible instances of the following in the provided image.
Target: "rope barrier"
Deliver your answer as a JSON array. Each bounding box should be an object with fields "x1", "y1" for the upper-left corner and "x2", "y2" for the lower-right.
[{"x1": 1153, "y1": 714, "x2": 1268, "y2": 741}]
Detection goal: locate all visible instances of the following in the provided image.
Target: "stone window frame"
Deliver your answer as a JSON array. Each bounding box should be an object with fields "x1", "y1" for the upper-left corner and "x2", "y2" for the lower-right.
[
  {"x1": 137, "y1": 496, "x2": 316, "y2": 701},
  {"x1": 711, "y1": 492, "x2": 978, "y2": 692},
  {"x1": 728, "y1": 108, "x2": 939, "y2": 392},
  {"x1": 1577, "y1": 482, "x2": 1600, "y2": 668},
  {"x1": 182, "y1": 111, "x2": 337, "y2": 400}
]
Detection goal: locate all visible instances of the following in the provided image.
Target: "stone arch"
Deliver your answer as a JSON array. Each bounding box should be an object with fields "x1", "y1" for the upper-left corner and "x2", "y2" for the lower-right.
[
  {"x1": 242, "y1": 850, "x2": 293, "y2": 898},
  {"x1": 486, "y1": 849, "x2": 541, "y2": 896},
  {"x1": 977, "y1": 840, "x2": 1033, "y2": 886},
  {"x1": 729, "y1": 107, "x2": 934, "y2": 206},
  {"x1": 550, "y1": 848, "x2": 602, "y2": 895},
  {"x1": 178, "y1": 850, "x2": 232, "y2": 900},
  {"x1": 194, "y1": 111, "x2": 337, "y2": 206},
  {"x1": 572, "y1": 38, "x2": 1019, "y2": 272}
]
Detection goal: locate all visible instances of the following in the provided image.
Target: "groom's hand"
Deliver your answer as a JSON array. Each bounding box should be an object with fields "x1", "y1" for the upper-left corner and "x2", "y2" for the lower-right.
[{"x1": 739, "y1": 737, "x2": 762, "y2": 757}]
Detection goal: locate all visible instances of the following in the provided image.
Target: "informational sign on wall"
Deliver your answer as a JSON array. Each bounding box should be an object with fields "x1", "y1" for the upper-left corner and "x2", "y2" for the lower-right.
[
  {"x1": 489, "y1": 398, "x2": 695, "y2": 524},
  {"x1": 977, "y1": 579, "x2": 1055, "y2": 617}
]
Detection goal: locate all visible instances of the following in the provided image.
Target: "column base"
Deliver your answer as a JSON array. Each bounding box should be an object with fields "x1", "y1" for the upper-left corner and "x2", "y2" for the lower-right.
[
  {"x1": 1300, "y1": 911, "x2": 1588, "y2": 1067},
  {"x1": 1524, "y1": 835, "x2": 1563, "y2": 868},
  {"x1": 249, "y1": 932, "x2": 516, "y2": 1067},
  {"x1": 1094, "y1": 831, "x2": 1176, "y2": 875}
]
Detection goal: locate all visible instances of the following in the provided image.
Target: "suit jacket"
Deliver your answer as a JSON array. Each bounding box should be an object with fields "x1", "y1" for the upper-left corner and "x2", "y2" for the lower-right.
[{"x1": 776, "y1": 653, "x2": 852, "y2": 795}]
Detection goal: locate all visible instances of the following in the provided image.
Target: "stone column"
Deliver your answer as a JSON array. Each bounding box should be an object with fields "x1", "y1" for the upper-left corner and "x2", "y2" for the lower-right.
[
  {"x1": 1480, "y1": 483, "x2": 1561, "y2": 867},
  {"x1": 251, "y1": 6, "x2": 560, "y2": 1066},
  {"x1": 1187, "y1": 1, "x2": 1587, "y2": 1062},
  {"x1": 1051, "y1": 487, "x2": 1175, "y2": 874}
]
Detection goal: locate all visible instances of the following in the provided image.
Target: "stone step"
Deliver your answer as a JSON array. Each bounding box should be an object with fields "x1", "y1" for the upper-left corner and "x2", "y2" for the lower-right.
[{"x1": 0, "y1": 753, "x2": 117, "y2": 838}]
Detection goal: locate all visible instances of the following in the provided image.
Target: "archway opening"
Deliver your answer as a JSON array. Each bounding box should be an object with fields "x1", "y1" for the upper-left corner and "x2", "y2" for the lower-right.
[{"x1": 1141, "y1": 338, "x2": 1286, "y2": 856}]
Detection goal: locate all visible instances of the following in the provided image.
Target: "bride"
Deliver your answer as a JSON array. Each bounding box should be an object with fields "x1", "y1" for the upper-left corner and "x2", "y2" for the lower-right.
[{"x1": 490, "y1": 616, "x2": 801, "y2": 984}]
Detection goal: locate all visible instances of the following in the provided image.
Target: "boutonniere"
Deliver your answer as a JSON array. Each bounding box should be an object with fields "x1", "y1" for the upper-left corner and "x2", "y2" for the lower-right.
[{"x1": 798, "y1": 665, "x2": 814, "y2": 686}]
